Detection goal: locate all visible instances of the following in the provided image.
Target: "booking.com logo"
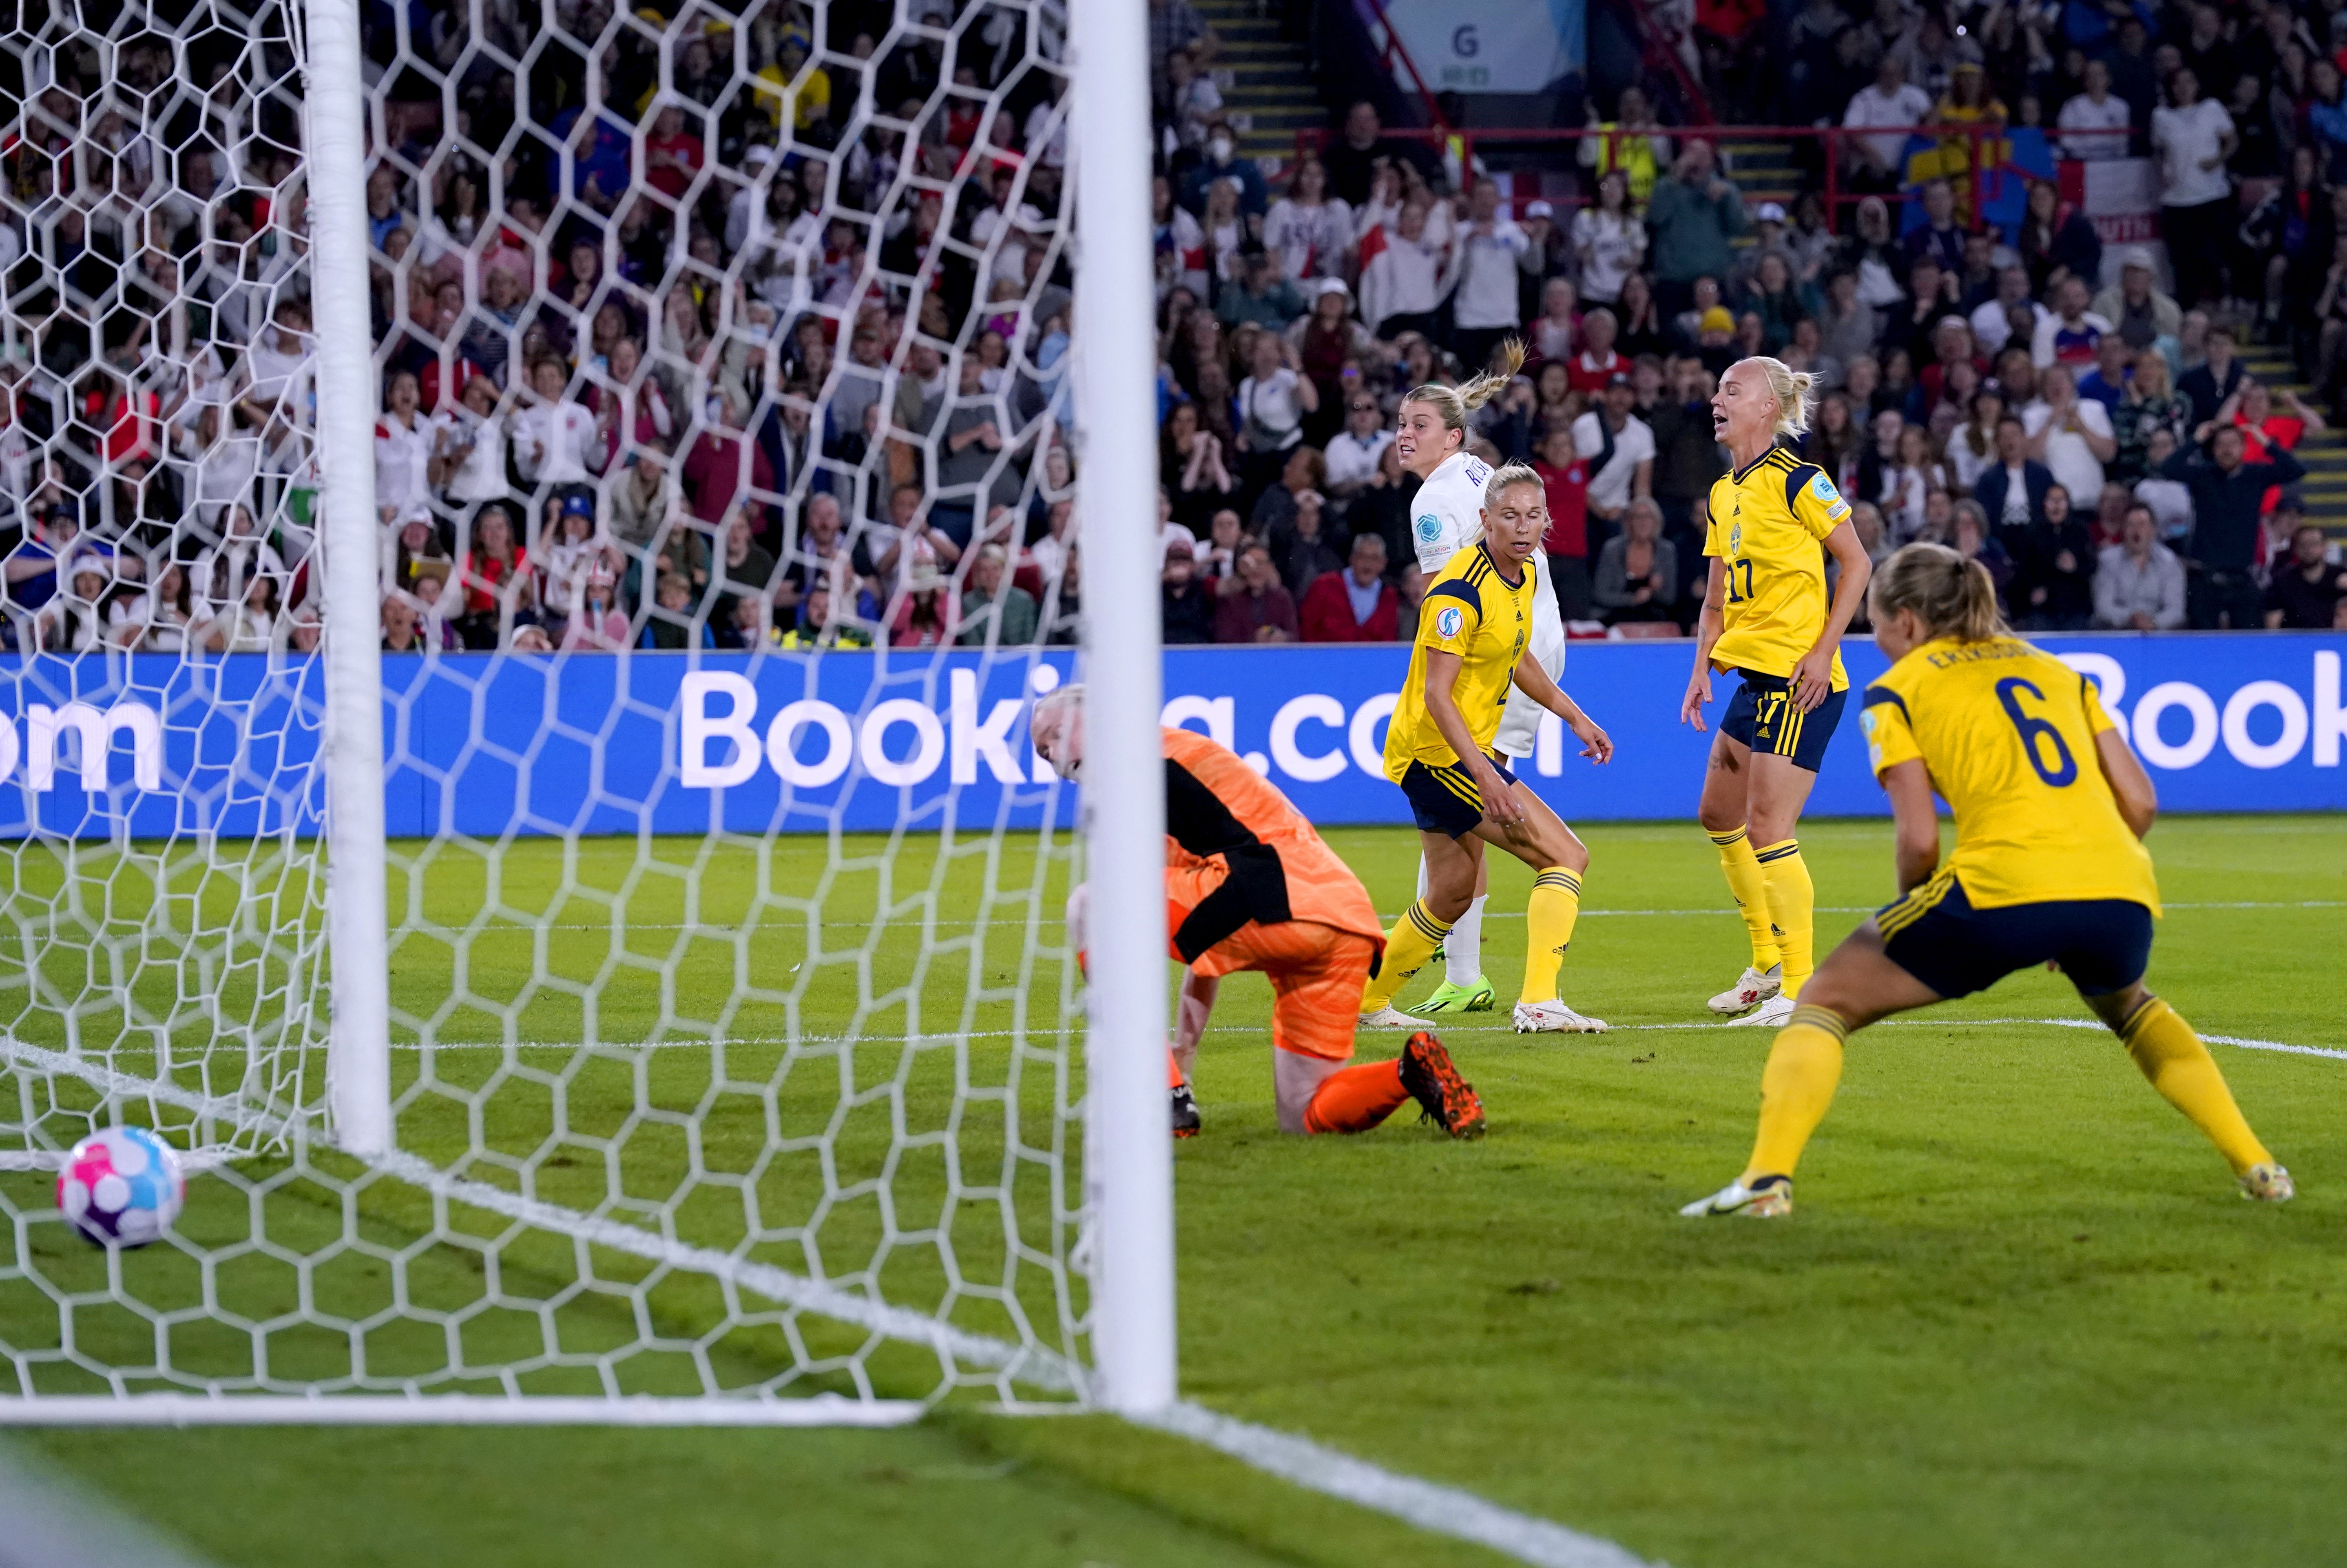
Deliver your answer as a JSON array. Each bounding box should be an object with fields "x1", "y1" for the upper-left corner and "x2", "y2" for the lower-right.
[{"x1": 2060, "y1": 650, "x2": 2347, "y2": 771}]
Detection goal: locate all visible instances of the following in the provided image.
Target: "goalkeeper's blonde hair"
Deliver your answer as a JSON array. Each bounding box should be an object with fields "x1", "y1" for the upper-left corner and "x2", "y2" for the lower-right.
[
  {"x1": 1401, "y1": 337, "x2": 1527, "y2": 436},
  {"x1": 1733, "y1": 355, "x2": 1821, "y2": 439},
  {"x1": 1869, "y1": 542, "x2": 2010, "y2": 644}
]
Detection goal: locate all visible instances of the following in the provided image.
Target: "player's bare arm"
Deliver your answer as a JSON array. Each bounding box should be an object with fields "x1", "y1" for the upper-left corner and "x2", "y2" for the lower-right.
[
  {"x1": 1510, "y1": 653, "x2": 1613, "y2": 763},
  {"x1": 1880, "y1": 758, "x2": 1942, "y2": 894},
  {"x1": 1681, "y1": 559, "x2": 1727, "y2": 730},
  {"x1": 2096, "y1": 727, "x2": 2159, "y2": 839},
  {"x1": 1790, "y1": 522, "x2": 1872, "y2": 714}
]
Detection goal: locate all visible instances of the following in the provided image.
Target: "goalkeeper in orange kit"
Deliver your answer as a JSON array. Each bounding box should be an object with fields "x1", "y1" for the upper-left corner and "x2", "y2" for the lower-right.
[{"x1": 1034, "y1": 685, "x2": 1483, "y2": 1141}]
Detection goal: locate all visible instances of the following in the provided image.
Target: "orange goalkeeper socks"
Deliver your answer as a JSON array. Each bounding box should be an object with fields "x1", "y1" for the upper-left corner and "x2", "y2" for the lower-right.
[{"x1": 1303, "y1": 1060, "x2": 1410, "y2": 1134}]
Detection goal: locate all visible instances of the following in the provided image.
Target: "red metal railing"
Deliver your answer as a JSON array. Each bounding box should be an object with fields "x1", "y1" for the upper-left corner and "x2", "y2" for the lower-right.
[
  {"x1": 1348, "y1": 0, "x2": 1447, "y2": 133},
  {"x1": 1293, "y1": 123, "x2": 2026, "y2": 234}
]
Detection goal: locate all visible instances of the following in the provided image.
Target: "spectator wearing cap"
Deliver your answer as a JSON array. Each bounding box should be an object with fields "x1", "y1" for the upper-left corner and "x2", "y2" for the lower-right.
[
  {"x1": 1215, "y1": 241, "x2": 1307, "y2": 330},
  {"x1": 1692, "y1": 305, "x2": 1738, "y2": 374},
  {"x1": 1285, "y1": 279, "x2": 1373, "y2": 445},
  {"x1": 1645, "y1": 142, "x2": 1748, "y2": 314},
  {"x1": 1298, "y1": 533, "x2": 1399, "y2": 642},
  {"x1": 2092, "y1": 249, "x2": 2183, "y2": 351},
  {"x1": 1572, "y1": 373, "x2": 1655, "y2": 533},
  {"x1": 1446, "y1": 177, "x2": 1535, "y2": 376}
]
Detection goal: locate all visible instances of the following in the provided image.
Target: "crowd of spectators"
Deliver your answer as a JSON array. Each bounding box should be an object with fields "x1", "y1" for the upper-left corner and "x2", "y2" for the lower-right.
[{"x1": 4, "y1": 0, "x2": 2344, "y2": 661}]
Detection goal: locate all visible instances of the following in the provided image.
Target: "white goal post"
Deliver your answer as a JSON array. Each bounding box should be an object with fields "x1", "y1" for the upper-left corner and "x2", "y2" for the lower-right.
[{"x1": 0, "y1": 0, "x2": 1175, "y2": 1424}]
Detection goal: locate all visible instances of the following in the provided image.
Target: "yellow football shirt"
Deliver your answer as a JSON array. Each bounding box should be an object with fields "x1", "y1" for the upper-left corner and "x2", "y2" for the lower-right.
[
  {"x1": 1859, "y1": 636, "x2": 2160, "y2": 912},
  {"x1": 1704, "y1": 444, "x2": 1851, "y2": 691},
  {"x1": 1384, "y1": 542, "x2": 1535, "y2": 781}
]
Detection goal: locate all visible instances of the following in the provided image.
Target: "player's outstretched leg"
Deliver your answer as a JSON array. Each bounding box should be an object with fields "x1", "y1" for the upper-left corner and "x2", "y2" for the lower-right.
[
  {"x1": 1683, "y1": 920, "x2": 1935, "y2": 1217},
  {"x1": 1275, "y1": 1036, "x2": 1483, "y2": 1139},
  {"x1": 2090, "y1": 987, "x2": 2292, "y2": 1201}
]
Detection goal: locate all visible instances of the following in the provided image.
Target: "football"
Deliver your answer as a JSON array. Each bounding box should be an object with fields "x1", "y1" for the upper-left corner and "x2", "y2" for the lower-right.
[{"x1": 55, "y1": 1127, "x2": 186, "y2": 1249}]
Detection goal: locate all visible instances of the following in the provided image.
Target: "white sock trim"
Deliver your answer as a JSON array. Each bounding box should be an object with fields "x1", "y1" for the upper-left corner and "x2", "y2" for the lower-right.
[{"x1": 1446, "y1": 895, "x2": 1487, "y2": 986}]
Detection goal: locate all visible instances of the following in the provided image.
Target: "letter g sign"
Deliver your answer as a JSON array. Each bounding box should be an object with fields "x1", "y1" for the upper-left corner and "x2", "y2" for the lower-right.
[{"x1": 1452, "y1": 24, "x2": 1479, "y2": 56}]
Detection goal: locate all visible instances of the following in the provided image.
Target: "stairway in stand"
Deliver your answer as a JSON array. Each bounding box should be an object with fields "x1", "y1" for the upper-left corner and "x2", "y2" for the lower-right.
[{"x1": 1190, "y1": 0, "x2": 1321, "y2": 177}]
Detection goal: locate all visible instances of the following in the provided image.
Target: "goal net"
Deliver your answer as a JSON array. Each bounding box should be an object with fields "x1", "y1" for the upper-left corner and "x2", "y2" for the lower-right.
[{"x1": 0, "y1": 0, "x2": 1161, "y2": 1421}]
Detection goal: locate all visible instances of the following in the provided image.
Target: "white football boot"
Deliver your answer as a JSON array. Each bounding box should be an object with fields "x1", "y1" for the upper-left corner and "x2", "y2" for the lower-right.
[
  {"x1": 1726, "y1": 991, "x2": 1798, "y2": 1028},
  {"x1": 1512, "y1": 1000, "x2": 1608, "y2": 1033},
  {"x1": 2239, "y1": 1163, "x2": 2295, "y2": 1203},
  {"x1": 1358, "y1": 1004, "x2": 1439, "y2": 1031},
  {"x1": 1707, "y1": 963, "x2": 1782, "y2": 1016},
  {"x1": 1678, "y1": 1175, "x2": 1794, "y2": 1218}
]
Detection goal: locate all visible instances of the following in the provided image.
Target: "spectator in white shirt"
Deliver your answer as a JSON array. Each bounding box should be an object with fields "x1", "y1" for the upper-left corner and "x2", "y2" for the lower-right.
[
  {"x1": 2023, "y1": 364, "x2": 2118, "y2": 509},
  {"x1": 175, "y1": 398, "x2": 261, "y2": 529},
  {"x1": 2056, "y1": 59, "x2": 2133, "y2": 161},
  {"x1": 513, "y1": 356, "x2": 604, "y2": 487},
  {"x1": 430, "y1": 373, "x2": 512, "y2": 508},
  {"x1": 1446, "y1": 177, "x2": 1536, "y2": 374},
  {"x1": 1843, "y1": 58, "x2": 1934, "y2": 190},
  {"x1": 1570, "y1": 170, "x2": 1646, "y2": 305},
  {"x1": 1322, "y1": 391, "x2": 1395, "y2": 500},
  {"x1": 374, "y1": 369, "x2": 434, "y2": 517},
  {"x1": 1358, "y1": 199, "x2": 1447, "y2": 339},
  {"x1": 2150, "y1": 66, "x2": 2237, "y2": 310},
  {"x1": 1571, "y1": 374, "x2": 1657, "y2": 525},
  {"x1": 1969, "y1": 263, "x2": 2043, "y2": 358},
  {"x1": 1263, "y1": 158, "x2": 1354, "y2": 283}
]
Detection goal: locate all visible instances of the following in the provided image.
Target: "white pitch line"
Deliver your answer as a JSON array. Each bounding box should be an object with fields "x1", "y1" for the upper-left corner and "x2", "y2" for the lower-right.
[{"x1": 1139, "y1": 1402, "x2": 1656, "y2": 1568}]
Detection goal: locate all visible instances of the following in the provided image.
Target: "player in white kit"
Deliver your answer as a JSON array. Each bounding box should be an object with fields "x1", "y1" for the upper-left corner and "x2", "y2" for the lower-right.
[{"x1": 1370, "y1": 340, "x2": 1571, "y2": 1022}]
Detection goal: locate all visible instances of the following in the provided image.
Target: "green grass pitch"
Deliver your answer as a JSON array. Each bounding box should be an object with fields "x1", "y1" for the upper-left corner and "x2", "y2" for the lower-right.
[{"x1": 8, "y1": 813, "x2": 2347, "y2": 1568}]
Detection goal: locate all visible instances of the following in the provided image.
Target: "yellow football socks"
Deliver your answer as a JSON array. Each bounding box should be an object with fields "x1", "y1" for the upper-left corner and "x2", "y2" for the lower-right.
[
  {"x1": 1519, "y1": 868, "x2": 1583, "y2": 1005},
  {"x1": 1756, "y1": 837, "x2": 1815, "y2": 999},
  {"x1": 1709, "y1": 826, "x2": 1781, "y2": 972},
  {"x1": 1743, "y1": 1005, "x2": 1848, "y2": 1181},
  {"x1": 2117, "y1": 996, "x2": 2274, "y2": 1175},
  {"x1": 1360, "y1": 898, "x2": 1455, "y2": 1014}
]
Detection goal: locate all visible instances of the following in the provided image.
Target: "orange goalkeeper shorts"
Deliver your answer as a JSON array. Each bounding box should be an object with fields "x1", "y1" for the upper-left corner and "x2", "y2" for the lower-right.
[{"x1": 1212, "y1": 921, "x2": 1372, "y2": 1063}]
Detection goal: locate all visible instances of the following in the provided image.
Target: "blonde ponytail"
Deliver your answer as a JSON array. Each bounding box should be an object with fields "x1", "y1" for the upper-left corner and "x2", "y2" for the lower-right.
[
  {"x1": 1869, "y1": 542, "x2": 2010, "y2": 644},
  {"x1": 1402, "y1": 337, "x2": 1529, "y2": 431}
]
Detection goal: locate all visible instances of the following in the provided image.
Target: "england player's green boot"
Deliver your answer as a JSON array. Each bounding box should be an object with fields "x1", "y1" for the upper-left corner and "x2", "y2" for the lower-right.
[{"x1": 1416, "y1": 976, "x2": 1496, "y2": 1016}]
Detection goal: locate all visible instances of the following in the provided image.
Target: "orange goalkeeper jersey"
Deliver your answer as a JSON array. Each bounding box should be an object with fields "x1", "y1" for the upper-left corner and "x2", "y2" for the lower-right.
[{"x1": 1161, "y1": 726, "x2": 1384, "y2": 976}]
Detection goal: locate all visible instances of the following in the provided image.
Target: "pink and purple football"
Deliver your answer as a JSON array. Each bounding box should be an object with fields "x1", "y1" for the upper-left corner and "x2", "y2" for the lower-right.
[{"x1": 56, "y1": 1127, "x2": 185, "y2": 1248}]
